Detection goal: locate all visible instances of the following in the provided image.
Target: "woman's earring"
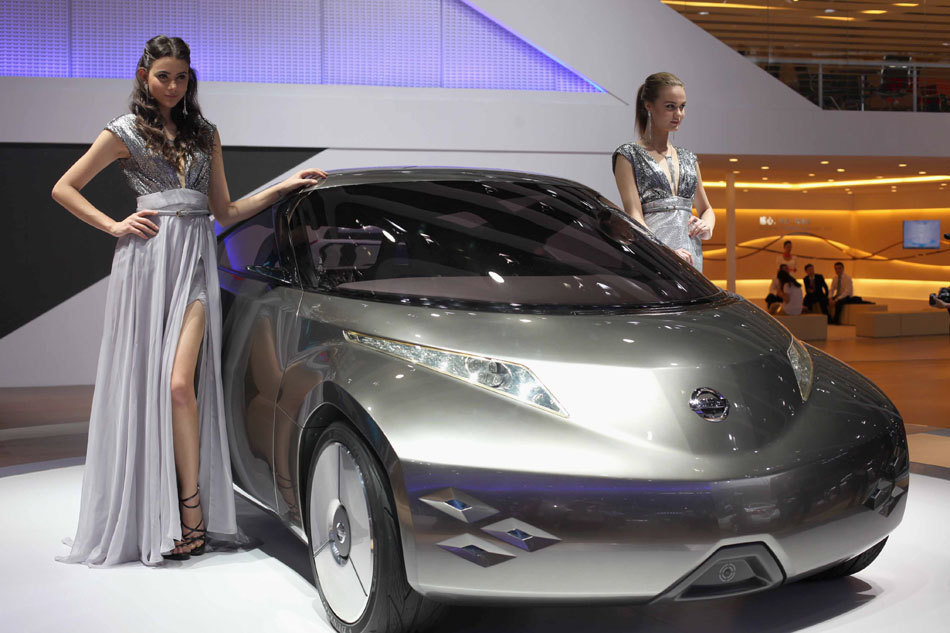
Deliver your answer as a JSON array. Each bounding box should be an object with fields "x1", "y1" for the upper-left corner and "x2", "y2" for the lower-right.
[
  {"x1": 645, "y1": 110, "x2": 653, "y2": 142},
  {"x1": 145, "y1": 84, "x2": 150, "y2": 99},
  {"x1": 183, "y1": 99, "x2": 188, "y2": 116}
]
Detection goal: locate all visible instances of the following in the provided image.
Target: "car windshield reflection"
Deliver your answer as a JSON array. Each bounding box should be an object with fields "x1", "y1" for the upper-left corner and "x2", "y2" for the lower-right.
[{"x1": 287, "y1": 178, "x2": 721, "y2": 311}]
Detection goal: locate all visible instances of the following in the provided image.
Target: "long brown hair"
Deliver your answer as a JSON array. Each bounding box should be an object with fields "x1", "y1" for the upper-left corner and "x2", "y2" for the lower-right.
[
  {"x1": 131, "y1": 35, "x2": 213, "y2": 165},
  {"x1": 635, "y1": 72, "x2": 685, "y2": 139}
]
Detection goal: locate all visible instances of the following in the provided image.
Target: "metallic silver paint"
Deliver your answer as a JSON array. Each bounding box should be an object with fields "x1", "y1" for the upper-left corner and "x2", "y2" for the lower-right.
[{"x1": 218, "y1": 168, "x2": 908, "y2": 605}]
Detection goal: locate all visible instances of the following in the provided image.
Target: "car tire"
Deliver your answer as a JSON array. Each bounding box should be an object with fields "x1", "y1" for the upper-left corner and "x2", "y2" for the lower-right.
[
  {"x1": 806, "y1": 537, "x2": 888, "y2": 581},
  {"x1": 306, "y1": 422, "x2": 444, "y2": 633}
]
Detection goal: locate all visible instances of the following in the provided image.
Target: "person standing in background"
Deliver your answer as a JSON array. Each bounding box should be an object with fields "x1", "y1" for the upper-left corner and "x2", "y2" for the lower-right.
[{"x1": 776, "y1": 240, "x2": 797, "y2": 274}]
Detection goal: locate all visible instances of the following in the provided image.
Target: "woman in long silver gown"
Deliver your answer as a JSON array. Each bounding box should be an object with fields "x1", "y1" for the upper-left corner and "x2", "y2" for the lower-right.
[
  {"x1": 612, "y1": 72, "x2": 716, "y2": 273},
  {"x1": 52, "y1": 35, "x2": 326, "y2": 566}
]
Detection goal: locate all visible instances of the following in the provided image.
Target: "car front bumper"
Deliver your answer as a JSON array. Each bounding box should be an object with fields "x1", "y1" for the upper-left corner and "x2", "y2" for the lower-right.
[{"x1": 400, "y1": 427, "x2": 908, "y2": 603}]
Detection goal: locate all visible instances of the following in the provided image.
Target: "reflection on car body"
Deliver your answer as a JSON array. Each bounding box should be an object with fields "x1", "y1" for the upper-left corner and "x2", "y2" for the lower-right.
[{"x1": 217, "y1": 168, "x2": 908, "y2": 633}]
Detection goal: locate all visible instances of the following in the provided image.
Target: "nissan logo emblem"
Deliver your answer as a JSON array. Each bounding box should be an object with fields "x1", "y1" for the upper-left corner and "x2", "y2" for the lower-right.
[{"x1": 689, "y1": 387, "x2": 730, "y2": 422}]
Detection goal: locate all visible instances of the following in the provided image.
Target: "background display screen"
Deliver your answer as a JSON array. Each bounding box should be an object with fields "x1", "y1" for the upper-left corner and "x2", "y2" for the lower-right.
[{"x1": 903, "y1": 220, "x2": 941, "y2": 249}]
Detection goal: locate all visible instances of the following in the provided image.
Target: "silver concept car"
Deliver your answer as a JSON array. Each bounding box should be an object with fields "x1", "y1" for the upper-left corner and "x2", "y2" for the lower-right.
[{"x1": 217, "y1": 168, "x2": 908, "y2": 633}]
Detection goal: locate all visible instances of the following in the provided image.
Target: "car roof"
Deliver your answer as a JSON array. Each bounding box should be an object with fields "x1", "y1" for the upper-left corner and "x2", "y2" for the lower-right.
[{"x1": 296, "y1": 166, "x2": 592, "y2": 193}]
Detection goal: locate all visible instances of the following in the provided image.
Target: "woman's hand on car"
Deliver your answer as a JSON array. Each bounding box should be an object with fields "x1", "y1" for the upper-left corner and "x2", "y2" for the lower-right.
[
  {"x1": 674, "y1": 248, "x2": 693, "y2": 266},
  {"x1": 279, "y1": 168, "x2": 329, "y2": 195}
]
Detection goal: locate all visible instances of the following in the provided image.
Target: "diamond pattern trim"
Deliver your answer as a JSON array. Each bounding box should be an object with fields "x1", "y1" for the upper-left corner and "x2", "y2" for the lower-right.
[
  {"x1": 419, "y1": 487, "x2": 499, "y2": 524},
  {"x1": 481, "y1": 517, "x2": 561, "y2": 552},
  {"x1": 436, "y1": 535, "x2": 516, "y2": 567}
]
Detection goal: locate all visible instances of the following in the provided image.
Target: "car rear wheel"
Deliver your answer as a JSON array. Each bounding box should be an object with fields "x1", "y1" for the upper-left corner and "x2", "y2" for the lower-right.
[
  {"x1": 306, "y1": 422, "x2": 443, "y2": 633},
  {"x1": 806, "y1": 538, "x2": 888, "y2": 581}
]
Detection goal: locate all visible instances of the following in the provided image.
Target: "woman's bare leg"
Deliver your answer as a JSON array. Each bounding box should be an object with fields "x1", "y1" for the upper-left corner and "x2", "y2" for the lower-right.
[{"x1": 170, "y1": 299, "x2": 206, "y2": 554}]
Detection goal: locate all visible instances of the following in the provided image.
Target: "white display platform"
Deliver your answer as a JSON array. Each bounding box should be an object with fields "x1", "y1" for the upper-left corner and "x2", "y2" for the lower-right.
[{"x1": 2, "y1": 463, "x2": 949, "y2": 633}]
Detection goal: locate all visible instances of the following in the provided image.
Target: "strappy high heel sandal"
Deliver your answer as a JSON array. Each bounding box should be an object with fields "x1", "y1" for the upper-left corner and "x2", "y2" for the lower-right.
[
  {"x1": 163, "y1": 510, "x2": 193, "y2": 561},
  {"x1": 179, "y1": 488, "x2": 207, "y2": 557},
  {"x1": 162, "y1": 541, "x2": 191, "y2": 561}
]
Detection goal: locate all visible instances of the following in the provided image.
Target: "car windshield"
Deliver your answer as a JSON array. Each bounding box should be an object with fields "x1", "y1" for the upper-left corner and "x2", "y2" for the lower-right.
[{"x1": 287, "y1": 177, "x2": 722, "y2": 312}]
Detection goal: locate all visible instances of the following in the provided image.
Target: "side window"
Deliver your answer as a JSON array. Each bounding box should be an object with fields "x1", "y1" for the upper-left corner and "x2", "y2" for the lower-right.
[
  {"x1": 217, "y1": 208, "x2": 285, "y2": 279},
  {"x1": 288, "y1": 192, "x2": 388, "y2": 290}
]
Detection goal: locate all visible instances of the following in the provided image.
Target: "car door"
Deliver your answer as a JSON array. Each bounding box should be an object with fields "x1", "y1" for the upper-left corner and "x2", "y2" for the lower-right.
[{"x1": 217, "y1": 208, "x2": 302, "y2": 512}]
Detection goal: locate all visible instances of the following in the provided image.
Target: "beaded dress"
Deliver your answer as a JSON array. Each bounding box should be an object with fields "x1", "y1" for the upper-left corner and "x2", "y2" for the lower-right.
[
  {"x1": 613, "y1": 142, "x2": 703, "y2": 271},
  {"x1": 58, "y1": 114, "x2": 238, "y2": 566}
]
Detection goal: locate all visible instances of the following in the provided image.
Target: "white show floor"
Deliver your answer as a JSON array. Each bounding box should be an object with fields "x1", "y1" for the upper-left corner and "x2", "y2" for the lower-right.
[{"x1": 2, "y1": 463, "x2": 950, "y2": 633}]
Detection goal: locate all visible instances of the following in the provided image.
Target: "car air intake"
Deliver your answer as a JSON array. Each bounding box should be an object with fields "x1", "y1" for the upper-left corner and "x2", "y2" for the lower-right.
[{"x1": 655, "y1": 543, "x2": 785, "y2": 602}]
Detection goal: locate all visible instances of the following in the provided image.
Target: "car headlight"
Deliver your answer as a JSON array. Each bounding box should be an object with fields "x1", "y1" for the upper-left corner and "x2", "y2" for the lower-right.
[
  {"x1": 786, "y1": 336, "x2": 814, "y2": 402},
  {"x1": 343, "y1": 331, "x2": 568, "y2": 417}
]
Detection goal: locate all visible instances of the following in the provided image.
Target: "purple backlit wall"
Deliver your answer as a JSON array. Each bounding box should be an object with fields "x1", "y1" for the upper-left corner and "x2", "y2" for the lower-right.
[{"x1": 0, "y1": 0, "x2": 600, "y2": 92}]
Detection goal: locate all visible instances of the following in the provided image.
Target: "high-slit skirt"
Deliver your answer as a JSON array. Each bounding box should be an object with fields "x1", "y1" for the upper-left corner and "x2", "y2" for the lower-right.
[{"x1": 58, "y1": 188, "x2": 238, "y2": 566}]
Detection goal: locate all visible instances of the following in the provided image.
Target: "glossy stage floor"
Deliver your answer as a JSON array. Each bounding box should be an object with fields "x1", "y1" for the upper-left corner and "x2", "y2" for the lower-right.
[
  {"x1": 1, "y1": 459, "x2": 949, "y2": 633},
  {"x1": 2, "y1": 329, "x2": 949, "y2": 632}
]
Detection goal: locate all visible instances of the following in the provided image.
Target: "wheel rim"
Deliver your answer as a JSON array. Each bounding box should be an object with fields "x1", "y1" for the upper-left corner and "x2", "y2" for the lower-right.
[{"x1": 309, "y1": 441, "x2": 374, "y2": 623}]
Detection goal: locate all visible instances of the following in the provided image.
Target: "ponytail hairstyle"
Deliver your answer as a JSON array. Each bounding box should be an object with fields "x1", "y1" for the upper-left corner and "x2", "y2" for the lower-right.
[
  {"x1": 635, "y1": 72, "x2": 685, "y2": 139},
  {"x1": 131, "y1": 35, "x2": 213, "y2": 166}
]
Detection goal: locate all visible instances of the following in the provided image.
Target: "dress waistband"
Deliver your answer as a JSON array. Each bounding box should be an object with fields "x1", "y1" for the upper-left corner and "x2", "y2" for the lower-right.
[
  {"x1": 137, "y1": 188, "x2": 210, "y2": 216},
  {"x1": 153, "y1": 209, "x2": 211, "y2": 217},
  {"x1": 642, "y1": 196, "x2": 693, "y2": 214}
]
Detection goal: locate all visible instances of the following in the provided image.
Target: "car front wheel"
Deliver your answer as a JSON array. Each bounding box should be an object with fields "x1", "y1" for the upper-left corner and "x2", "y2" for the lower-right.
[{"x1": 306, "y1": 422, "x2": 443, "y2": 633}]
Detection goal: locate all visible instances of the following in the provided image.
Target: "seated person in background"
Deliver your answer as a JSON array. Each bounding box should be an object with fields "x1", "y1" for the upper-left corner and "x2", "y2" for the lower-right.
[
  {"x1": 766, "y1": 264, "x2": 789, "y2": 313},
  {"x1": 776, "y1": 240, "x2": 797, "y2": 274},
  {"x1": 802, "y1": 263, "x2": 829, "y2": 316},
  {"x1": 932, "y1": 286, "x2": 949, "y2": 310},
  {"x1": 829, "y1": 261, "x2": 860, "y2": 324},
  {"x1": 776, "y1": 269, "x2": 804, "y2": 316}
]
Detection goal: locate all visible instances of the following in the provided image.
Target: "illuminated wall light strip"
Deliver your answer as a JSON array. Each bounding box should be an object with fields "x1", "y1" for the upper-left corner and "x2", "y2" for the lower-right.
[
  {"x1": 816, "y1": 15, "x2": 856, "y2": 21},
  {"x1": 702, "y1": 234, "x2": 877, "y2": 260},
  {"x1": 709, "y1": 279, "x2": 950, "y2": 302},
  {"x1": 2, "y1": 0, "x2": 602, "y2": 92},
  {"x1": 703, "y1": 175, "x2": 950, "y2": 190},
  {"x1": 458, "y1": 0, "x2": 606, "y2": 93},
  {"x1": 707, "y1": 206, "x2": 950, "y2": 215},
  {"x1": 825, "y1": 207, "x2": 950, "y2": 215},
  {"x1": 661, "y1": 1, "x2": 787, "y2": 9}
]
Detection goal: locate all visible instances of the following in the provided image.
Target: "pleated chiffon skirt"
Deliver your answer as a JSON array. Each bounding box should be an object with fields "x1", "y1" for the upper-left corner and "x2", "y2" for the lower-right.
[{"x1": 59, "y1": 189, "x2": 238, "y2": 566}]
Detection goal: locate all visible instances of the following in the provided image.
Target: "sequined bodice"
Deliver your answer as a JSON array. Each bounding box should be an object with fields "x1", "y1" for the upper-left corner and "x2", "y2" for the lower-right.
[
  {"x1": 105, "y1": 114, "x2": 215, "y2": 196},
  {"x1": 613, "y1": 142, "x2": 698, "y2": 206},
  {"x1": 613, "y1": 141, "x2": 704, "y2": 272}
]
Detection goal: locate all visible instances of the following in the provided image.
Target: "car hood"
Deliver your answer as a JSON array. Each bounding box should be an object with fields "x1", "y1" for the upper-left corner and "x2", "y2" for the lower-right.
[
  {"x1": 303, "y1": 292, "x2": 903, "y2": 480},
  {"x1": 308, "y1": 294, "x2": 884, "y2": 464}
]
